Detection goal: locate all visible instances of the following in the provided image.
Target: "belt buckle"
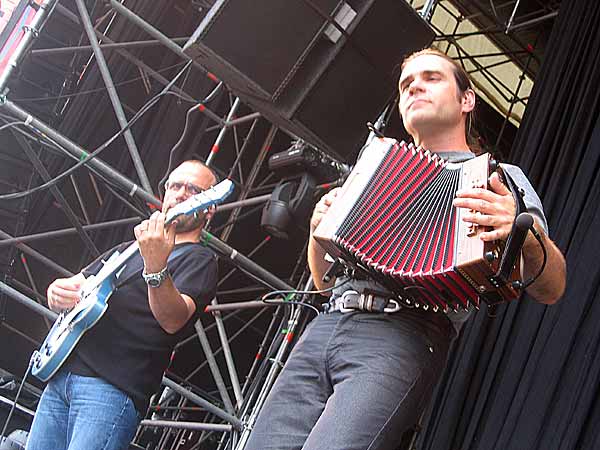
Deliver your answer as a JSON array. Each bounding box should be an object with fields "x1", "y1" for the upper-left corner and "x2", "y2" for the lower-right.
[
  {"x1": 384, "y1": 299, "x2": 401, "y2": 313},
  {"x1": 339, "y1": 290, "x2": 359, "y2": 313},
  {"x1": 339, "y1": 290, "x2": 402, "y2": 313},
  {"x1": 362, "y1": 291, "x2": 401, "y2": 313}
]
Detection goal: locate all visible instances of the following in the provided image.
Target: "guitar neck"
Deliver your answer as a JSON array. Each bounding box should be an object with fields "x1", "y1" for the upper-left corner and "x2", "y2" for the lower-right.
[
  {"x1": 85, "y1": 241, "x2": 140, "y2": 293},
  {"x1": 84, "y1": 180, "x2": 235, "y2": 292},
  {"x1": 119, "y1": 240, "x2": 140, "y2": 262}
]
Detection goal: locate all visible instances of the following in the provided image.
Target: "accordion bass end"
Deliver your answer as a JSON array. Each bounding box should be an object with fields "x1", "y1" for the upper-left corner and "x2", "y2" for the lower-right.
[{"x1": 313, "y1": 137, "x2": 522, "y2": 311}]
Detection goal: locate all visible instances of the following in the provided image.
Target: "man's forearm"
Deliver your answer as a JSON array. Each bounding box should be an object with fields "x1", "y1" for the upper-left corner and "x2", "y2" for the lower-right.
[
  {"x1": 521, "y1": 223, "x2": 566, "y2": 304},
  {"x1": 308, "y1": 235, "x2": 334, "y2": 292},
  {"x1": 147, "y1": 278, "x2": 194, "y2": 333}
]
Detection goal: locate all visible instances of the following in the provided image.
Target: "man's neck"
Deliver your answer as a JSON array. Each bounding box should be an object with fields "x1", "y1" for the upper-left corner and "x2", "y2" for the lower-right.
[
  {"x1": 413, "y1": 127, "x2": 471, "y2": 153},
  {"x1": 174, "y1": 229, "x2": 202, "y2": 245}
]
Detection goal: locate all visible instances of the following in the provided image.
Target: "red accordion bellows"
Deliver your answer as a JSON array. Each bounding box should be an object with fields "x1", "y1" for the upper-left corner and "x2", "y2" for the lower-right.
[{"x1": 313, "y1": 137, "x2": 520, "y2": 312}]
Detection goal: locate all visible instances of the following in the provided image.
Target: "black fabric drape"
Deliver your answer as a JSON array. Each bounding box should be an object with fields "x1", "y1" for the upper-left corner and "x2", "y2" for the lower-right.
[{"x1": 419, "y1": 1, "x2": 600, "y2": 449}]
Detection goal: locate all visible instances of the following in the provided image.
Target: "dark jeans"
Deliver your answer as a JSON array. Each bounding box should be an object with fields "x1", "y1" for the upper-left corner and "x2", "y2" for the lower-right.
[{"x1": 244, "y1": 308, "x2": 453, "y2": 450}]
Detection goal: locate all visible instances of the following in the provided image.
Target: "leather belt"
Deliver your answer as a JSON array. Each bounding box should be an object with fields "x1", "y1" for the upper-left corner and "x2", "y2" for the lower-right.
[{"x1": 324, "y1": 290, "x2": 402, "y2": 314}]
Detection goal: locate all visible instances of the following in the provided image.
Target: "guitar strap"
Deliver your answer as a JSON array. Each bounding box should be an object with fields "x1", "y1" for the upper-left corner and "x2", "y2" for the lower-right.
[{"x1": 114, "y1": 244, "x2": 193, "y2": 289}]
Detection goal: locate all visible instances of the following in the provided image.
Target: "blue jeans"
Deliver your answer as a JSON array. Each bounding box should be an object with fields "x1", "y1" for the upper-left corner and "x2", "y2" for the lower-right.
[
  {"x1": 244, "y1": 309, "x2": 453, "y2": 450},
  {"x1": 26, "y1": 371, "x2": 140, "y2": 450}
]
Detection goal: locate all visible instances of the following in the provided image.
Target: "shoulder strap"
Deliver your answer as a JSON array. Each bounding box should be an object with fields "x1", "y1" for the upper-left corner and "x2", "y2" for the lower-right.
[
  {"x1": 166, "y1": 244, "x2": 192, "y2": 263},
  {"x1": 115, "y1": 243, "x2": 196, "y2": 288}
]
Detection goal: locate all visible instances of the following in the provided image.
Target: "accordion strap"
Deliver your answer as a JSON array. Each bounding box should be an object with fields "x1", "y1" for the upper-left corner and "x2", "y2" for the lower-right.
[
  {"x1": 500, "y1": 166, "x2": 528, "y2": 217},
  {"x1": 494, "y1": 167, "x2": 532, "y2": 286}
]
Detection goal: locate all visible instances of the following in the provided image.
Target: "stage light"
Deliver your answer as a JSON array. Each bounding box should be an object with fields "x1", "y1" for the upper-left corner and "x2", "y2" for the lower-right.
[
  {"x1": 267, "y1": 140, "x2": 348, "y2": 184},
  {"x1": 261, "y1": 173, "x2": 315, "y2": 239}
]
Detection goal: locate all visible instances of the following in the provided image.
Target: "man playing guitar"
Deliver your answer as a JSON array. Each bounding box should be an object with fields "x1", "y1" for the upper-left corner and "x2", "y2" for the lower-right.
[{"x1": 27, "y1": 160, "x2": 220, "y2": 450}]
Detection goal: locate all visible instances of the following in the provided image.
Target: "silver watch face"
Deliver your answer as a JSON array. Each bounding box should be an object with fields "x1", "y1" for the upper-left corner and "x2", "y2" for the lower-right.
[
  {"x1": 146, "y1": 276, "x2": 162, "y2": 288},
  {"x1": 143, "y1": 269, "x2": 167, "y2": 288}
]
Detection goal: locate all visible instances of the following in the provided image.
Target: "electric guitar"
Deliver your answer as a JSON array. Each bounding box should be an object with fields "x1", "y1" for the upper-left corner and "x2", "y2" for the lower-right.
[{"x1": 31, "y1": 179, "x2": 234, "y2": 382}]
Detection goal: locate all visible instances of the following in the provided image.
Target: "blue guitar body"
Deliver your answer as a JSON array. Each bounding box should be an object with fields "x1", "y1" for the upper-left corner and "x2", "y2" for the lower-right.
[
  {"x1": 32, "y1": 179, "x2": 234, "y2": 382},
  {"x1": 32, "y1": 275, "x2": 115, "y2": 381}
]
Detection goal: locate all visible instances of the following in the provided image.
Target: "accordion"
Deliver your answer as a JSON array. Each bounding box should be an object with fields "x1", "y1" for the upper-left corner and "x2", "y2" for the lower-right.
[{"x1": 313, "y1": 137, "x2": 522, "y2": 312}]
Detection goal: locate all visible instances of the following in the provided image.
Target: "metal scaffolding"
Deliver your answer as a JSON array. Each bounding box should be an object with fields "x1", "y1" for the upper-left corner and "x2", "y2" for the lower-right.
[
  {"x1": 0, "y1": 1, "x2": 559, "y2": 449},
  {"x1": 411, "y1": 0, "x2": 560, "y2": 153}
]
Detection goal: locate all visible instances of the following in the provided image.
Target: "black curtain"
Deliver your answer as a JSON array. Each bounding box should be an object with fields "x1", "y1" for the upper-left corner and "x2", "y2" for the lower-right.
[{"x1": 419, "y1": 1, "x2": 600, "y2": 449}]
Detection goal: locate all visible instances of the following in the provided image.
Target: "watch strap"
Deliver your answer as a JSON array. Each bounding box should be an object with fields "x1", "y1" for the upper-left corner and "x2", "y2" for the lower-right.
[
  {"x1": 143, "y1": 266, "x2": 169, "y2": 287},
  {"x1": 136, "y1": 245, "x2": 191, "y2": 288}
]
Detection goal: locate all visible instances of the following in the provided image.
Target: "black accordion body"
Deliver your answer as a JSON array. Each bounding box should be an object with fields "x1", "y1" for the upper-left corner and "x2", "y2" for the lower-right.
[{"x1": 313, "y1": 137, "x2": 521, "y2": 312}]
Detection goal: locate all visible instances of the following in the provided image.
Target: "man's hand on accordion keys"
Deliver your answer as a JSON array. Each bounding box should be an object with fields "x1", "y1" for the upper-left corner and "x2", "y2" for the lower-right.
[
  {"x1": 310, "y1": 187, "x2": 341, "y2": 234},
  {"x1": 453, "y1": 172, "x2": 517, "y2": 242}
]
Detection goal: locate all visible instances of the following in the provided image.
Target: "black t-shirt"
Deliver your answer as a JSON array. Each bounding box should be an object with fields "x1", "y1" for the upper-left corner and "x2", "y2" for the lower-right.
[{"x1": 63, "y1": 241, "x2": 218, "y2": 413}]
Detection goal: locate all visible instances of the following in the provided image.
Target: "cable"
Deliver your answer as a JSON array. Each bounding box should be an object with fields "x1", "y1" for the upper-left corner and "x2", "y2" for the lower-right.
[
  {"x1": 1, "y1": 111, "x2": 170, "y2": 218},
  {"x1": 0, "y1": 115, "x2": 149, "y2": 216},
  {"x1": 262, "y1": 279, "x2": 350, "y2": 300},
  {"x1": 262, "y1": 298, "x2": 321, "y2": 315},
  {"x1": 0, "y1": 60, "x2": 197, "y2": 201},
  {"x1": 158, "y1": 102, "x2": 202, "y2": 193},
  {"x1": 12, "y1": 61, "x2": 190, "y2": 103},
  {"x1": 157, "y1": 82, "x2": 226, "y2": 192},
  {"x1": 0, "y1": 353, "x2": 34, "y2": 442},
  {"x1": 0, "y1": 120, "x2": 26, "y2": 133},
  {"x1": 520, "y1": 226, "x2": 548, "y2": 289},
  {"x1": 0, "y1": 93, "x2": 162, "y2": 200},
  {"x1": 260, "y1": 278, "x2": 352, "y2": 315}
]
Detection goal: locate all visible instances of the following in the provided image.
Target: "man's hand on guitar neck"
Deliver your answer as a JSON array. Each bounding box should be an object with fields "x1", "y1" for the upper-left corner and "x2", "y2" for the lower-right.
[
  {"x1": 134, "y1": 211, "x2": 197, "y2": 334},
  {"x1": 134, "y1": 211, "x2": 176, "y2": 274},
  {"x1": 47, "y1": 273, "x2": 86, "y2": 312}
]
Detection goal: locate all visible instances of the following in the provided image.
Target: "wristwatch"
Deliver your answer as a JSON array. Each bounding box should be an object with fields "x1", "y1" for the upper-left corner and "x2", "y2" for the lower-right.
[{"x1": 142, "y1": 266, "x2": 169, "y2": 288}]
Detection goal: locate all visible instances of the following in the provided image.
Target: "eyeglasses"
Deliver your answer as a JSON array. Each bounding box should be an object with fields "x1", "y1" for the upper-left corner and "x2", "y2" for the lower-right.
[{"x1": 164, "y1": 180, "x2": 204, "y2": 196}]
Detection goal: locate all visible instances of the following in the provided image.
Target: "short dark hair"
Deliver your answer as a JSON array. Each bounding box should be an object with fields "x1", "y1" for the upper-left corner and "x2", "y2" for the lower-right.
[{"x1": 402, "y1": 47, "x2": 480, "y2": 152}]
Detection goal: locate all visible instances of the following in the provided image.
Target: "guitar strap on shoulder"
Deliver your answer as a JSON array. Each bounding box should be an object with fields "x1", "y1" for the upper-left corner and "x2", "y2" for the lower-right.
[
  {"x1": 166, "y1": 244, "x2": 192, "y2": 264},
  {"x1": 115, "y1": 243, "x2": 194, "y2": 289}
]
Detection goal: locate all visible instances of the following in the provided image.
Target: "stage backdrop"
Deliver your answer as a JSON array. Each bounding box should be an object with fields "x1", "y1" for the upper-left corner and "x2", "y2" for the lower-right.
[{"x1": 419, "y1": 0, "x2": 600, "y2": 449}]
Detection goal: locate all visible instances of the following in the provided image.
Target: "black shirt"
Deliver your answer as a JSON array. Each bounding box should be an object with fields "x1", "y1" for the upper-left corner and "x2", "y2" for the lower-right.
[{"x1": 63, "y1": 241, "x2": 218, "y2": 413}]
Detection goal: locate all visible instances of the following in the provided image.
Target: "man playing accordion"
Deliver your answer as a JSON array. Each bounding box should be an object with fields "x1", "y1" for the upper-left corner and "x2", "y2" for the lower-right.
[{"x1": 244, "y1": 47, "x2": 566, "y2": 450}]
